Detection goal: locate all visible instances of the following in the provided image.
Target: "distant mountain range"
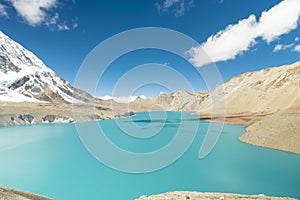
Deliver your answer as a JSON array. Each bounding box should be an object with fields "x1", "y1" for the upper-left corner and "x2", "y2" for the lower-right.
[
  {"x1": 129, "y1": 90, "x2": 209, "y2": 112},
  {"x1": 0, "y1": 30, "x2": 299, "y2": 154},
  {"x1": 99, "y1": 95, "x2": 147, "y2": 103},
  {"x1": 130, "y1": 61, "x2": 300, "y2": 115},
  {"x1": 1, "y1": 30, "x2": 299, "y2": 115}
]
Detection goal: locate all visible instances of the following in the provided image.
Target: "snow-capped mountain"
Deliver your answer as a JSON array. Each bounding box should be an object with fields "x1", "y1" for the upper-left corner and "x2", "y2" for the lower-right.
[
  {"x1": 99, "y1": 95, "x2": 147, "y2": 103},
  {"x1": 0, "y1": 31, "x2": 92, "y2": 103}
]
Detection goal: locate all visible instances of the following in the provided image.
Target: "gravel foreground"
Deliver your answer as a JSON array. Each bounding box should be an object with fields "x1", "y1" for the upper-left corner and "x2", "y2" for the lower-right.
[
  {"x1": 0, "y1": 187, "x2": 53, "y2": 200},
  {"x1": 137, "y1": 191, "x2": 296, "y2": 200},
  {"x1": 1, "y1": 187, "x2": 296, "y2": 200}
]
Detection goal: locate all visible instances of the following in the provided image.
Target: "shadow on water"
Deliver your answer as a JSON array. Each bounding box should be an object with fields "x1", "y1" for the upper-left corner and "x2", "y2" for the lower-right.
[
  {"x1": 120, "y1": 116, "x2": 201, "y2": 130},
  {"x1": 121, "y1": 118, "x2": 199, "y2": 124},
  {"x1": 121, "y1": 119, "x2": 167, "y2": 123},
  {"x1": 160, "y1": 123, "x2": 182, "y2": 128}
]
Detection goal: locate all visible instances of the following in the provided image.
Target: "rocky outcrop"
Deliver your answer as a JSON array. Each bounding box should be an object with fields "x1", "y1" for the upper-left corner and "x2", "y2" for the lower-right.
[
  {"x1": 18, "y1": 114, "x2": 35, "y2": 124},
  {"x1": 114, "y1": 111, "x2": 135, "y2": 118},
  {"x1": 42, "y1": 115, "x2": 74, "y2": 123}
]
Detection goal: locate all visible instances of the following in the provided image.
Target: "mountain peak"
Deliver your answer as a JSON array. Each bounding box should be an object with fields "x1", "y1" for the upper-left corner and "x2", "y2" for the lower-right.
[{"x1": 0, "y1": 31, "x2": 90, "y2": 103}]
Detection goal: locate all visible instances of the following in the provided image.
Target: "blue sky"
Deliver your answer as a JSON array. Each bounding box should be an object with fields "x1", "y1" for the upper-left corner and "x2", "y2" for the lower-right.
[{"x1": 0, "y1": 0, "x2": 300, "y2": 97}]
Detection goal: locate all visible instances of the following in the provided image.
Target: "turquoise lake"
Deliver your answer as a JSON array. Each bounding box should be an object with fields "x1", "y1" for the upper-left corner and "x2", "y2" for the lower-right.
[{"x1": 0, "y1": 112, "x2": 299, "y2": 199}]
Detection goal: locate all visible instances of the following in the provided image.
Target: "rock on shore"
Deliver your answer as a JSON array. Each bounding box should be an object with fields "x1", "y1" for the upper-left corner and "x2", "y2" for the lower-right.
[{"x1": 137, "y1": 191, "x2": 296, "y2": 200}]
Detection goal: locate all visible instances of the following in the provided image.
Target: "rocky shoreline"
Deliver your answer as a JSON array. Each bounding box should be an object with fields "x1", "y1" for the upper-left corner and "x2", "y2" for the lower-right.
[
  {"x1": 199, "y1": 107, "x2": 300, "y2": 155},
  {"x1": 1, "y1": 107, "x2": 299, "y2": 200},
  {"x1": 0, "y1": 102, "x2": 129, "y2": 127},
  {"x1": 1, "y1": 101, "x2": 300, "y2": 155},
  {"x1": 0, "y1": 186, "x2": 53, "y2": 200},
  {"x1": 239, "y1": 107, "x2": 300, "y2": 155}
]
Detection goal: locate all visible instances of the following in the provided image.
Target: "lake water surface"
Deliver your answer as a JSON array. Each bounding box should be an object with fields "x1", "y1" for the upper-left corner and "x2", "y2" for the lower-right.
[{"x1": 0, "y1": 112, "x2": 299, "y2": 199}]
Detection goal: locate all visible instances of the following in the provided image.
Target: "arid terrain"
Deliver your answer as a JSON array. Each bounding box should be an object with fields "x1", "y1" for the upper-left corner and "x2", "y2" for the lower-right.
[{"x1": 239, "y1": 107, "x2": 300, "y2": 154}]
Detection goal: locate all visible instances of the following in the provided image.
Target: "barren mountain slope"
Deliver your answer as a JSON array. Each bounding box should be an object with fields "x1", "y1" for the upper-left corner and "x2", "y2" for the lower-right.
[
  {"x1": 129, "y1": 90, "x2": 209, "y2": 112},
  {"x1": 200, "y1": 61, "x2": 300, "y2": 115}
]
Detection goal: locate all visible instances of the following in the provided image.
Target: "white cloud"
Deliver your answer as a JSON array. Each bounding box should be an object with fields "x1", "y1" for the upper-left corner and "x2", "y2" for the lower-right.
[
  {"x1": 57, "y1": 24, "x2": 70, "y2": 31},
  {"x1": 187, "y1": 15, "x2": 258, "y2": 67},
  {"x1": 187, "y1": 0, "x2": 300, "y2": 67},
  {"x1": 0, "y1": 0, "x2": 78, "y2": 31},
  {"x1": 7, "y1": 0, "x2": 57, "y2": 26},
  {"x1": 162, "y1": 0, "x2": 180, "y2": 8},
  {"x1": 156, "y1": 0, "x2": 194, "y2": 17},
  {"x1": 257, "y1": 0, "x2": 300, "y2": 43},
  {"x1": 72, "y1": 22, "x2": 78, "y2": 29},
  {"x1": 295, "y1": 37, "x2": 300, "y2": 42},
  {"x1": 273, "y1": 43, "x2": 294, "y2": 52},
  {"x1": 45, "y1": 12, "x2": 59, "y2": 26},
  {"x1": 0, "y1": 3, "x2": 8, "y2": 17},
  {"x1": 294, "y1": 44, "x2": 300, "y2": 52},
  {"x1": 57, "y1": 21, "x2": 78, "y2": 31}
]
